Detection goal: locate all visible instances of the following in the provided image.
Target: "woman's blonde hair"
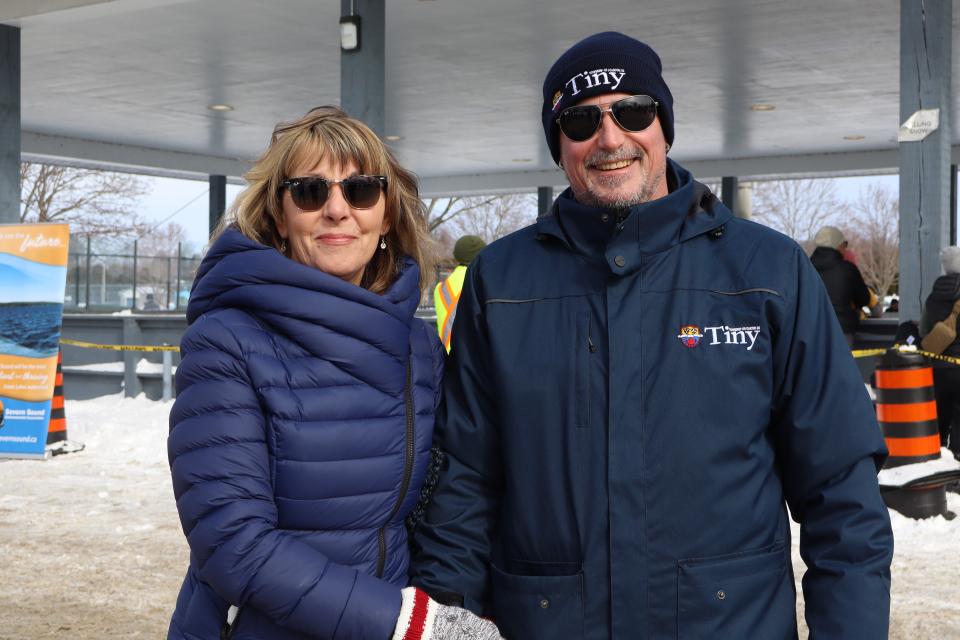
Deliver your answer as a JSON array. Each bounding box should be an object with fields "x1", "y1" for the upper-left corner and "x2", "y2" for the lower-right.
[{"x1": 216, "y1": 105, "x2": 435, "y2": 294}]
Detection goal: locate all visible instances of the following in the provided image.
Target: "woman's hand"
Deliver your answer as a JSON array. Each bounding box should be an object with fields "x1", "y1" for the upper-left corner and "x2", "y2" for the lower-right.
[{"x1": 393, "y1": 587, "x2": 503, "y2": 640}]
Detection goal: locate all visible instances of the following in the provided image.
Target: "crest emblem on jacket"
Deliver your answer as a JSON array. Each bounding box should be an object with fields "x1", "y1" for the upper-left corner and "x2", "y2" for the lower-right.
[{"x1": 677, "y1": 325, "x2": 703, "y2": 348}]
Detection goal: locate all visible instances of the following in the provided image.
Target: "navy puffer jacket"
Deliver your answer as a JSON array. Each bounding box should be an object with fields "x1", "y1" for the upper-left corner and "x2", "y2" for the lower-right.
[{"x1": 167, "y1": 228, "x2": 443, "y2": 640}]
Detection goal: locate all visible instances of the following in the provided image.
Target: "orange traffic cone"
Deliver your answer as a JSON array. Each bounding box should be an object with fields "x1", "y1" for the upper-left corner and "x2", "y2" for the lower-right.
[
  {"x1": 46, "y1": 349, "x2": 66, "y2": 445},
  {"x1": 46, "y1": 348, "x2": 83, "y2": 456}
]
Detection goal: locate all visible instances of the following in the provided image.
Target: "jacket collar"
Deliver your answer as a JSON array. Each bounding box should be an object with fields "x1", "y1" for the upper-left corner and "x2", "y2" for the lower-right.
[
  {"x1": 187, "y1": 228, "x2": 421, "y2": 393},
  {"x1": 536, "y1": 159, "x2": 732, "y2": 274}
]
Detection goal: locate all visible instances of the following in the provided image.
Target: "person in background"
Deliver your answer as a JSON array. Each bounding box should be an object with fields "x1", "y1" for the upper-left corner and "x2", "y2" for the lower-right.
[
  {"x1": 920, "y1": 246, "x2": 960, "y2": 459},
  {"x1": 434, "y1": 235, "x2": 486, "y2": 352},
  {"x1": 810, "y1": 225, "x2": 871, "y2": 346},
  {"x1": 142, "y1": 292, "x2": 162, "y2": 311},
  {"x1": 410, "y1": 32, "x2": 892, "y2": 639},
  {"x1": 167, "y1": 106, "x2": 501, "y2": 640}
]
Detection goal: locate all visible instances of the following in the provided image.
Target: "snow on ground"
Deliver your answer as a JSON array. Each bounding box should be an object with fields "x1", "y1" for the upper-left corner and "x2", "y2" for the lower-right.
[
  {"x1": 1, "y1": 394, "x2": 959, "y2": 638},
  {"x1": 0, "y1": 394, "x2": 187, "y2": 639}
]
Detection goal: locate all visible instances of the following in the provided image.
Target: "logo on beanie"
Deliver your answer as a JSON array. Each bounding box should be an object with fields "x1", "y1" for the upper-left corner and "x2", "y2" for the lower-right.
[
  {"x1": 551, "y1": 90, "x2": 564, "y2": 111},
  {"x1": 565, "y1": 68, "x2": 626, "y2": 96}
]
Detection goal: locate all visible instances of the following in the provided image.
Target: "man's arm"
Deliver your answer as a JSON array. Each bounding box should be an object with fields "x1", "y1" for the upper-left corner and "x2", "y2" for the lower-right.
[
  {"x1": 411, "y1": 258, "x2": 503, "y2": 614},
  {"x1": 772, "y1": 251, "x2": 893, "y2": 638}
]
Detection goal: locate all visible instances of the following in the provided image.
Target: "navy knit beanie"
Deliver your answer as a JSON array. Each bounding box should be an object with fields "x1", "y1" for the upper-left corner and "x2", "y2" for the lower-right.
[{"x1": 541, "y1": 32, "x2": 674, "y2": 164}]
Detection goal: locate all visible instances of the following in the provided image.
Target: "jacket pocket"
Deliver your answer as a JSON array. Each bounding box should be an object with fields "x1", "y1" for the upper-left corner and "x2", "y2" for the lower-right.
[
  {"x1": 575, "y1": 311, "x2": 590, "y2": 429},
  {"x1": 677, "y1": 543, "x2": 796, "y2": 640},
  {"x1": 490, "y1": 563, "x2": 584, "y2": 640}
]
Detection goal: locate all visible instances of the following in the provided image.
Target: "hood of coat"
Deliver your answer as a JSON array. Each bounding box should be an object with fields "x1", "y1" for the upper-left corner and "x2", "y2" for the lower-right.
[
  {"x1": 809, "y1": 246, "x2": 845, "y2": 271},
  {"x1": 929, "y1": 273, "x2": 960, "y2": 302},
  {"x1": 187, "y1": 227, "x2": 422, "y2": 390},
  {"x1": 538, "y1": 159, "x2": 732, "y2": 263}
]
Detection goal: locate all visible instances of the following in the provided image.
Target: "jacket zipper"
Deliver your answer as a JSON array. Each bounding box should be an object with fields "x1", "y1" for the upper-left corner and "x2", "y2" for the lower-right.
[{"x1": 376, "y1": 361, "x2": 415, "y2": 578}]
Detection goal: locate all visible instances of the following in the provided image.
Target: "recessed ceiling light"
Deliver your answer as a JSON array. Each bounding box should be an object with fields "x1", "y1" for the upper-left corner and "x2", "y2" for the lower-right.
[
  {"x1": 208, "y1": 104, "x2": 234, "y2": 112},
  {"x1": 750, "y1": 103, "x2": 776, "y2": 112},
  {"x1": 384, "y1": 135, "x2": 403, "y2": 141},
  {"x1": 843, "y1": 135, "x2": 865, "y2": 141},
  {"x1": 511, "y1": 158, "x2": 532, "y2": 163}
]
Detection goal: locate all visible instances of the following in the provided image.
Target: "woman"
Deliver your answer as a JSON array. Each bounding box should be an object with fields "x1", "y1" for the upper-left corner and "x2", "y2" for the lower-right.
[
  {"x1": 920, "y1": 245, "x2": 960, "y2": 459},
  {"x1": 167, "y1": 107, "x2": 500, "y2": 640}
]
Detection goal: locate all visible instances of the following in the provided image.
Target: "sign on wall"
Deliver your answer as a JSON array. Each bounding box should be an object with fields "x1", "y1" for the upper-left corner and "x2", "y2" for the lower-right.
[{"x1": 0, "y1": 223, "x2": 70, "y2": 459}]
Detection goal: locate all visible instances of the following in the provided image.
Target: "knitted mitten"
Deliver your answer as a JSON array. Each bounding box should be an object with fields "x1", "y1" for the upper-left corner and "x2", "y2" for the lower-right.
[{"x1": 392, "y1": 587, "x2": 503, "y2": 640}]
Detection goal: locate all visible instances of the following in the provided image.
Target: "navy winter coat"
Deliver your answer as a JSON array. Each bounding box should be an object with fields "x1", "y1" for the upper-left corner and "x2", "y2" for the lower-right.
[
  {"x1": 168, "y1": 228, "x2": 443, "y2": 639},
  {"x1": 412, "y1": 161, "x2": 893, "y2": 639}
]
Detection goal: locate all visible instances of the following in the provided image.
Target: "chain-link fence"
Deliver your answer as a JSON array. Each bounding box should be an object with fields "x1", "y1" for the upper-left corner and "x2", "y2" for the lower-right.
[{"x1": 65, "y1": 235, "x2": 204, "y2": 312}]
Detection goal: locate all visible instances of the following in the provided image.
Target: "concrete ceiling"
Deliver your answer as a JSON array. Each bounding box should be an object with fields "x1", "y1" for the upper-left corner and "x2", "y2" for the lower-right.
[{"x1": 6, "y1": 0, "x2": 960, "y2": 194}]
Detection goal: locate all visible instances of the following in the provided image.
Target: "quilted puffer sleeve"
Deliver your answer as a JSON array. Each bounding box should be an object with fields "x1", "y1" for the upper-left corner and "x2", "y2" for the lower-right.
[{"x1": 168, "y1": 312, "x2": 401, "y2": 639}]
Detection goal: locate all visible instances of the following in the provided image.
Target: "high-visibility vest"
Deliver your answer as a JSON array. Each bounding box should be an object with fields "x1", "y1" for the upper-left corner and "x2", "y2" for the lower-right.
[{"x1": 434, "y1": 265, "x2": 467, "y2": 353}]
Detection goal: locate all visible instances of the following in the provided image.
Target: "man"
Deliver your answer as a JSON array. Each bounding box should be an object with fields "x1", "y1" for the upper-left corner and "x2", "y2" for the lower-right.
[
  {"x1": 411, "y1": 32, "x2": 892, "y2": 639},
  {"x1": 810, "y1": 225, "x2": 872, "y2": 346},
  {"x1": 434, "y1": 235, "x2": 486, "y2": 352}
]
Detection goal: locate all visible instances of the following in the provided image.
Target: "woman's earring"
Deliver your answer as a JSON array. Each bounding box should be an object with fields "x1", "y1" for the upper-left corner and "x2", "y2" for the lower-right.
[
  {"x1": 380, "y1": 236, "x2": 387, "y2": 250},
  {"x1": 280, "y1": 239, "x2": 287, "y2": 253}
]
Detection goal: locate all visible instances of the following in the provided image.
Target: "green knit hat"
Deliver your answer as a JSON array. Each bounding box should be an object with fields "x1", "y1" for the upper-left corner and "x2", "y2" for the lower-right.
[{"x1": 453, "y1": 235, "x2": 486, "y2": 265}]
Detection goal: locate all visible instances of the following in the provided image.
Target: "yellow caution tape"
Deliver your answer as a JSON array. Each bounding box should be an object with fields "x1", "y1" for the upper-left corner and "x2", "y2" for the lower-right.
[
  {"x1": 851, "y1": 344, "x2": 960, "y2": 367},
  {"x1": 915, "y1": 349, "x2": 960, "y2": 367},
  {"x1": 851, "y1": 348, "x2": 888, "y2": 359},
  {"x1": 60, "y1": 338, "x2": 180, "y2": 352}
]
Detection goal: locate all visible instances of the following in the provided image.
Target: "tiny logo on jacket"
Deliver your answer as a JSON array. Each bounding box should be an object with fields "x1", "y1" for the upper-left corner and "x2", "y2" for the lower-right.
[{"x1": 677, "y1": 325, "x2": 703, "y2": 348}]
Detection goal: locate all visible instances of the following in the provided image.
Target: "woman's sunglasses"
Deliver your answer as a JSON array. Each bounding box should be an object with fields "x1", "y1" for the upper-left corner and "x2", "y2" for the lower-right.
[
  {"x1": 281, "y1": 174, "x2": 388, "y2": 211},
  {"x1": 557, "y1": 94, "x2": 659, "y2": 142}
]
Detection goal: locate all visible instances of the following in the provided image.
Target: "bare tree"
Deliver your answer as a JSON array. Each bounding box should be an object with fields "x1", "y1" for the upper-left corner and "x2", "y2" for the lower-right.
[
  {"x1": 20, "y1": 162, "x2": 151, "y2": 236},
  {"x1": 751, "y1": 178, "x2": 846, "y2": 248},
  {"x1": 845, "y1": 184, "x2": 899, "y2": 301},
  {"x1": 424, "y1": 195, "x2": 501, "y2": 232},
  {"x1": 445, "y1": 193, "x2": 536, "y2": 244},
  {"x1": 428, "y1": 193, "x2": 538, "y2": 264}
]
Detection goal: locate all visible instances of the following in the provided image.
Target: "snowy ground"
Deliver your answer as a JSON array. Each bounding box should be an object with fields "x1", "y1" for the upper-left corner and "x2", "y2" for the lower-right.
[{"x1": 1, "y1": 395, "x2": 958, "y2": 639}]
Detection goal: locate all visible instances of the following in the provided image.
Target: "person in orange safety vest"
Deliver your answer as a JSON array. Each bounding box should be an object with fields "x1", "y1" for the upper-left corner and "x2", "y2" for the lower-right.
[{"x1": 434, "y1": 235, "x2": 486, "y2": 352}]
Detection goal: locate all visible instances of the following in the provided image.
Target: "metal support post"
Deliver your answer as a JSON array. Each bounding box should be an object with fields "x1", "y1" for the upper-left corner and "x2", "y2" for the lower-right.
[
  {"x1": 721, "y1": 176, "x2": 739, "y2": 217},
  {"x1": 340, "y1": 0, "x2": 385, "y2": 135},
  {"x1": 537, "y1": 186, "x2": 553, "y2": 217},
  {"x1": 898, "y1": 0, "x2": 953, "y2": 321},
  {"x1": 0, "y1": 26, "x2": 19, "y2": 224},
  {"x1": 131, "y1": 239, "x2": 138, "y2": 310},
  {"x1": 209, "y1": 174, "x2": 226, "y2": 237},
  {"x1": 122, "y1": 318, "x2": 142, "y2": 398},
  {"x1": 84, "y1": 236, "x2": 91, "y2": 309},
  {"x1": 162, "y1": 347, "x2": 173, "y2": 401},
  {"x1": 175, "y1": 241, "x2": 182, "y2": 310}
]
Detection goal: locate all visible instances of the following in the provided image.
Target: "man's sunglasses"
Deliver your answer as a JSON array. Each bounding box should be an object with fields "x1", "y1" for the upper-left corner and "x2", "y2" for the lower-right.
[
  {"x1": 557, "y1": 95, "x2": 659, "y2": 142},
  {"x1": 281, "y1": 174, "x2": 388, "y2": 211}
]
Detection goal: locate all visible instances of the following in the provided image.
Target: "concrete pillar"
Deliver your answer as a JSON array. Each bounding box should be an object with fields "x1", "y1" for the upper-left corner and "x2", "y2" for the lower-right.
[
  {"x1": 898, "y1": 0, "x2": 952, "y2": 321},
  {"x1": 339, "y1": 0, "x2": 385, "y2": 136},
  {"x1": 209, "y1": 174, "x2": 226, "y2": 237},
  {"x1": 538, "y1": 186, "x2": 553, "y2": 217},
  {"x1": 122, "y1": 318, "x2": 143, "y2": 398},
  {"x1": 0, "y1": 26, "x2": 20, "y2": 224}
]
